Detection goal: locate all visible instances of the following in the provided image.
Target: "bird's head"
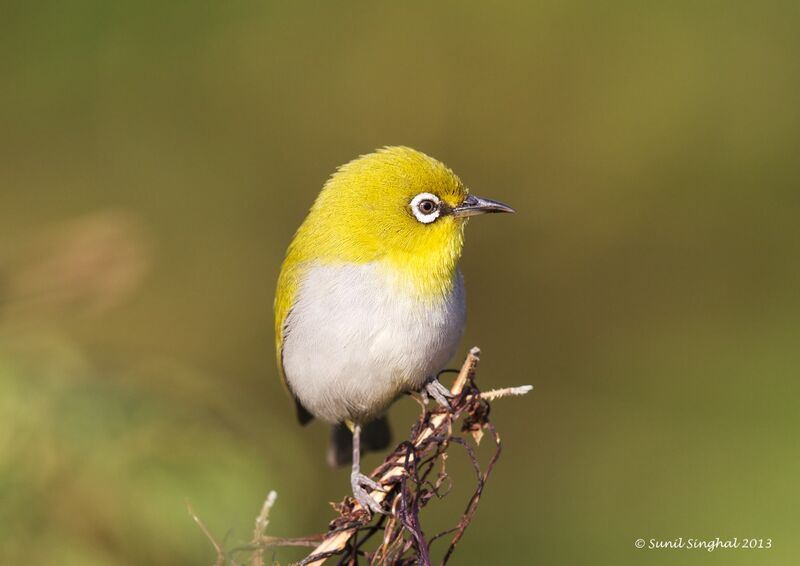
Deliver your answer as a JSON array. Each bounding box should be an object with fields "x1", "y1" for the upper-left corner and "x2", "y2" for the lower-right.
[{"x1": 296, "y1": 146, "x2": 514, "y2": 296}]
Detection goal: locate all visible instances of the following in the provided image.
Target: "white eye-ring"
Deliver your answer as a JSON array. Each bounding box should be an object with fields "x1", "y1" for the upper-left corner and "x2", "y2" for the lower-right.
[{"x1": 410, "y1": 192, "x2": 441, "y2": 224}]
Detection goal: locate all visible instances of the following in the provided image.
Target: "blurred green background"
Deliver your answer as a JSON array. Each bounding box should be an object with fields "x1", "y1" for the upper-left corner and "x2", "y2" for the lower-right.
[{"x1": 2, "y1": 1, "x2": 799, "y2": 564}]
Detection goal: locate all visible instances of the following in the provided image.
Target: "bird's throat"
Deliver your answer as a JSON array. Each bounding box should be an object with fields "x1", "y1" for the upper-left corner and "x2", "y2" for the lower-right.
[{"x1": 381, "y1": 239, "x2": 463, "y2": 301}]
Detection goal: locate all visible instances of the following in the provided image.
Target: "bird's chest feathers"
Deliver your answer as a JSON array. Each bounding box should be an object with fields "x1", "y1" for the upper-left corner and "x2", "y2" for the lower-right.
[
  {"x1": 289, "y1": 262, "x2": 463, "y2": 357},
  {"x1": 282, "y1": 262, "x2": 465, "y2": 422}
]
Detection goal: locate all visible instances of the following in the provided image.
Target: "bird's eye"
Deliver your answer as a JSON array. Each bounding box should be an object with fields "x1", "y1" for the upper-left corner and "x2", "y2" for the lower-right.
[
  {"x1": 418, "y1": 199, "x2": 437, "y2": 214},
  {"x1": 410, "y1": 192, "x2": 441, "y2": 224}
]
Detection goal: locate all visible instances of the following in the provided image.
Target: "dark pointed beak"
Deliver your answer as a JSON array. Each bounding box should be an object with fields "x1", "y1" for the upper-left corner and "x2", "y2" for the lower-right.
[{"x1": 452, "y1": 194, "x2": 516, "y2": 218}]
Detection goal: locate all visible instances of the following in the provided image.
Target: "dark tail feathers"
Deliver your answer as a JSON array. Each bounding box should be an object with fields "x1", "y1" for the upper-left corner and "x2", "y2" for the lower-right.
[{"x1": 327, "y1": 416, "x2": 392, "y2": 468}]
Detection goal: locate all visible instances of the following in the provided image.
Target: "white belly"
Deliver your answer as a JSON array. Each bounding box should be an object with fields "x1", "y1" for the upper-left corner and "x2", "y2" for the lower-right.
[{"x1": 282, "y1": 262, "x2": 466, "y2": 423}]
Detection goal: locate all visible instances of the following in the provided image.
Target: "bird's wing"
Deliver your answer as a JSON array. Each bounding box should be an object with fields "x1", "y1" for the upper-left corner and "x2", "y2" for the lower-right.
[{"x1": 274, "y1": 257, "x2": 315, "y2": 425}]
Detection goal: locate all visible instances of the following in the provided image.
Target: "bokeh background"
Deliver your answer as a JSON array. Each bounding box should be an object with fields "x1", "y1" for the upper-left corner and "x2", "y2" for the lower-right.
[{"x1": 2, "y1": 2, "x2": 799, "y2": 564}]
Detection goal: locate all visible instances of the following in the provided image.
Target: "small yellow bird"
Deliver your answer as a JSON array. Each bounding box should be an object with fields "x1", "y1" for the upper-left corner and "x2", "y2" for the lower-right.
[{"x1": 274, "y1": 146, "x2": 513, "y2": 512}]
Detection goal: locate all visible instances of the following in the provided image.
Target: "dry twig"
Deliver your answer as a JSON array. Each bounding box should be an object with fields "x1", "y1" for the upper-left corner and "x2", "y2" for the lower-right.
[
  {"x1": 297, "y1": 346, "x2": 529, "y2": 565},
  {"x1": 192, "y1": 347, "x2": 531, "y2": 565},
  {"x1": 251, "y1": 491, "x2": 278, "y2": 566},
  {"x1": 188, "y1": 501, "x2": 226, "y2": 566}
]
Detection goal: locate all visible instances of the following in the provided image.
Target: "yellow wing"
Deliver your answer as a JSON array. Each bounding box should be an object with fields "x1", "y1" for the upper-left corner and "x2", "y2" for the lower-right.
[{"x1": 274, "y1": 245, "x2": 315, "y2": 424}]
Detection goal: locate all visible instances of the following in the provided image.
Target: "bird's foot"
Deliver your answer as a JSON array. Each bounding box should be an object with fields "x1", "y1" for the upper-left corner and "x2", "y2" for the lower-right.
[
  {"x1": 423, "y1": 377, "x2": 455, "y2": 409},
  {"x1": 351, "y1": 471, "x2": 387, "y2": 515}
]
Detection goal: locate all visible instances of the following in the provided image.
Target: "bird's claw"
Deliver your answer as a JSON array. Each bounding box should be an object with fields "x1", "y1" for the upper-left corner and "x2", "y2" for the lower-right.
[
  {"x1": 424, "y1": 378, "x2": 454, "y2": 409},
  {"x1": 351, "y1": 472, "x2": 387, "y2": 515}
]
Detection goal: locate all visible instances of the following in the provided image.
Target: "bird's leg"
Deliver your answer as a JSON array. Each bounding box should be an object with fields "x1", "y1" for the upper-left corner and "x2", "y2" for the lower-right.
[
  {"x1": 423, "y1": 375, "x2": 455, "y2": 409},
  {"x1": 350, "y1": 423, "x2": 386, "y2": 514}
]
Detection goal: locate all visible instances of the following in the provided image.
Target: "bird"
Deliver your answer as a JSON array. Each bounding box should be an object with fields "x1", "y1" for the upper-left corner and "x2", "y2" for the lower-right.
[{"x1": 274, "y1": 146, "x2": 514, "y2": 513}]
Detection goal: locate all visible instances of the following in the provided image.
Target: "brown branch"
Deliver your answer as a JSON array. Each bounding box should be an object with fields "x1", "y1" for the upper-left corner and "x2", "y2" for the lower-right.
[
  {"x1": 300, "y1": 348, "x2": 481, "y2": 565},
  {"x1": 296, "y1": 346, "x2": 528, "y2": 565},
  {"x1": 191, "y1": 347, "x2": 531, "y2": 566}
]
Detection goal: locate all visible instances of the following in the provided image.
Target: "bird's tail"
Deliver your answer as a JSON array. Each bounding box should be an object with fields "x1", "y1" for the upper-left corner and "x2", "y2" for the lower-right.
[{"x1": 327, "y1": 416, "x2": 392, "y2": 468}]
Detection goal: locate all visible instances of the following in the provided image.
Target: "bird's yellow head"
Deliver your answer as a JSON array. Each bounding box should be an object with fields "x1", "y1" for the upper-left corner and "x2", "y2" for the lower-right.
[{"x1": 282, "y1": 146, "x2": 514, "y2": 299}]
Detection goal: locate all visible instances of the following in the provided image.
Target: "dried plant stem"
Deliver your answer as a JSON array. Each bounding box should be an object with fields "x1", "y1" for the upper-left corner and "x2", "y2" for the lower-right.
[
  {"x1": 300, "y1": 346, "x2": 515, "y2": 566},
  {"x1": 190, "y1": 346, "x2": 531, "y2": 566},
  {"x1": 188, "y1": 502, "x2": 225, "y2": 566},
  {"x1": 252, "y1": 491, "x2": 278, "y2": 566}
]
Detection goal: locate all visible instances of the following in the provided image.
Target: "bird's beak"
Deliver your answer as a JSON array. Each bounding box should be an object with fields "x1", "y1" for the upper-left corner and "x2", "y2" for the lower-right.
[{"x1": 451, "y1": 194, "x2": 516, "y2": 217}]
